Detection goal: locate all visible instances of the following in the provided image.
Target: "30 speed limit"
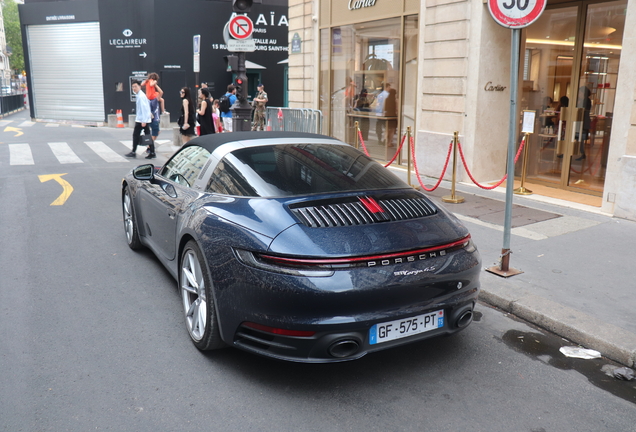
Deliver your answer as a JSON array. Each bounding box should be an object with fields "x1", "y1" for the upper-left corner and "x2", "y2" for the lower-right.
[{"x1": 488, "y1": 0, "x2": 546, "y2": 29}]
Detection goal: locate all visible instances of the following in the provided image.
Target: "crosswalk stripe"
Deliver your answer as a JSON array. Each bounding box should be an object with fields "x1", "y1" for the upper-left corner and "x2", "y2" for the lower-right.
[
  {"x1": 45, "y1": 123, "x2": 60, "y2": 128},
  {"x1": 48, "y1": 142, "x2": 83, "y2": 164},
  {"x1": 9, "y1": 144, "x2": 34, "y2": 165},
  {"x1": 18, "y1": 121, "x2": 35, "y2": 127},
  {"x1": 85, "y1": 141, "x2": 128, "y2": 162}
]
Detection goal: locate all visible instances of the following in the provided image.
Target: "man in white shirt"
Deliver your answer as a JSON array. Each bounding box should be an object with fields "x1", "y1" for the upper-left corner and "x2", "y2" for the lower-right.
[{"x1": 125, "y1": 80, "x2": 155, "y2": 159}]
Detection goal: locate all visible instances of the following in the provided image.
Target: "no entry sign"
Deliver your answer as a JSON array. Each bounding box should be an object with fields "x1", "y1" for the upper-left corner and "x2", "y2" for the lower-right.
[
  {"x1": 488, "y1": 0, "x2": 547, "y2": 29},
  {"x1": 228, "y1": 15, "x2": 254, "y2": 40}
]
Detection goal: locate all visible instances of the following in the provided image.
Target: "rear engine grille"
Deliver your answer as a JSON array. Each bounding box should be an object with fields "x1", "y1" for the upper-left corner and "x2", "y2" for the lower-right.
[{"x1": 291, "y1": 196, "x2": 437, "y2": 228}]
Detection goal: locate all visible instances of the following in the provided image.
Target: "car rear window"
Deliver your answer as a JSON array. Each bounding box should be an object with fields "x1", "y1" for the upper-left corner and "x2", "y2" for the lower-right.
[{"x1": 205, "y1": 144, "x2": 407, "y2": 197}]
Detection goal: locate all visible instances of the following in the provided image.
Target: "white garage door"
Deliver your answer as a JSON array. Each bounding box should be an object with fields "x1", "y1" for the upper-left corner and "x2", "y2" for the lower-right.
[{"x1": 27, "y1": 22, "x2": 104, "y2": 122}]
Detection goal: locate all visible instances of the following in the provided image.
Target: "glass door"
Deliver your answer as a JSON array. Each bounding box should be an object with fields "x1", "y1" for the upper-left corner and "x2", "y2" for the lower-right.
[
  {"x1": 566, "y1": 1, "x2": 625, "y2": 192},
  {"x1": 520, "y1": 0, "x2": 626, "y2": 195},
  {"x1": 521, "y1": 6, "x2": 579, "y2": 187}
]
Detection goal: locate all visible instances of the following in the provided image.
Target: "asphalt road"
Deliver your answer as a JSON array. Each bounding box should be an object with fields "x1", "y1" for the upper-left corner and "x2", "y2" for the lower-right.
[{"x1": 1, "y1": 112, "x2": 635, "y2": 431}]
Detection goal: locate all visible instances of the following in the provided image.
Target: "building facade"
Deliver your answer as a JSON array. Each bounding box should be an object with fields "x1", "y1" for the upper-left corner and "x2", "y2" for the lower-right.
[
  {"x1": 289, "y1": 0, "x2": 636, "y2": 220},
  {"x1": 19, "y1": 0, "x2": 289, "y2": 124}
]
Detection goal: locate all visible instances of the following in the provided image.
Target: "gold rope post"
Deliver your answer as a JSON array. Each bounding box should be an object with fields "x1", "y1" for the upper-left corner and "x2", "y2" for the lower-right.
[
  {"x1": 354, "y1": 121, "x2": 360, "y2": 150},
  {"x1": 514, "y1": 133, "x2": 532, "y2": 195},
  {"x1": 442, "y1": 131, "x2": 465, "y2": 204},
  {"x1": 406, "y1": 127, "x2": 413, "y2": 187}
]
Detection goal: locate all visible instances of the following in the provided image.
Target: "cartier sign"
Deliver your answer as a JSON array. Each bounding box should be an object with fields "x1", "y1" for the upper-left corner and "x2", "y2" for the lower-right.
[
  {"x1": 349, "y1": 0, "x2": 377, "y2": 10},
  {"x1": 484, "y1": 82, "x2": 507, "y2": 92}
]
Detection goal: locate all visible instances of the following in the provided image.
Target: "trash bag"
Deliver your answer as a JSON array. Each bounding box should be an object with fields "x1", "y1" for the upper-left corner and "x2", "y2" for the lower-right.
[
  {"x1": 559, "y1": 346, "x2": 601, "y2": 359},
  {"x1": 613, "y1": 367, "x2": 635, "y2": 381}
]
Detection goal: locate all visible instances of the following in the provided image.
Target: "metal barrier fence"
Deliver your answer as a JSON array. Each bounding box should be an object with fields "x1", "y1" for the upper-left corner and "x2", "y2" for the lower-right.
[
  {"x1": 0, "y1": 94, "x2": 25, "y2": 115},
  {"x1": 265, "y1": 107, "x2": 323, "y2": 134}
]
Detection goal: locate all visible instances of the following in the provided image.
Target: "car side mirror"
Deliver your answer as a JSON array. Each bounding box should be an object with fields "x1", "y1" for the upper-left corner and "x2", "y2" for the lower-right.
[{"x1": 132, "y1": 164, "x2": 155, "y2": 181}]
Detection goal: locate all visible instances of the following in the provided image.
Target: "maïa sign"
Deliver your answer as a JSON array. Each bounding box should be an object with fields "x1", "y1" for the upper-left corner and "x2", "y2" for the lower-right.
[{"x1": 488, "y1": 0, "x2": 547, "y2": 29}]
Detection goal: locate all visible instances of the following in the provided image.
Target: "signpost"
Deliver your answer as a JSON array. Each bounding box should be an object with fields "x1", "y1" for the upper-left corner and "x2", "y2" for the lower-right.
[
  {"x1": 486, "y1": 0, "x2": 546, "y2": 277},
  {"x1": 225, "y1": 1, "x2": 256, "y2": 132},
  {"x1": 193, "y1": 34, "x2": 201, "y2": 98}
]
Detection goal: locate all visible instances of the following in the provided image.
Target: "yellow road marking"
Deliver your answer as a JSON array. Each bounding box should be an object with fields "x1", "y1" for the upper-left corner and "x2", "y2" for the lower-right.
[
  {"x1": 4, "y1": 126, "x2": 23, "y2": 137},
  {"x1": 38, "y1": 173, "x2": 73, "y2": 206}
]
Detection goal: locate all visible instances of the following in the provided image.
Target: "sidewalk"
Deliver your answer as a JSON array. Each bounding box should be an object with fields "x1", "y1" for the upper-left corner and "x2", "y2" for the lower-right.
[{"x1": 399, "y1": 172, "x2": 636, "y2": 367}]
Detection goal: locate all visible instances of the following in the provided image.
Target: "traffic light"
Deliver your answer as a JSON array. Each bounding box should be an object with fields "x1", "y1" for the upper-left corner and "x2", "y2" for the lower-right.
[
  {"x1": 235, "y1": 73, "x2": 248, "y2": 102},
  {"x1": 232, "y1": 0, "x2": 253, "y2": 13},
  {"x1": 235, "y1": 76, "x2": 244, "y2": 95}
]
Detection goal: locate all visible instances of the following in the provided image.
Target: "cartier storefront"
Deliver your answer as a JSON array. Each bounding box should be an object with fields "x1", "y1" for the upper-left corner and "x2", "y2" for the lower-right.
[
  {"x1": 315, "y1": 0, "x2": 636, "y2": 220},
  {"x1": 319, "y1": 0, "x2": 420, "y2": 165}
]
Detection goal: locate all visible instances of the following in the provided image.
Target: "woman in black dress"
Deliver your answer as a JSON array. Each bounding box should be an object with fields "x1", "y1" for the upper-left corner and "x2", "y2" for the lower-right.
[
  {"x1": 178, "y1": 87, "x2": 196, "y2": 144},
  {"x1": 197, "y1": 88, "x2": 215, "y2": 135}
]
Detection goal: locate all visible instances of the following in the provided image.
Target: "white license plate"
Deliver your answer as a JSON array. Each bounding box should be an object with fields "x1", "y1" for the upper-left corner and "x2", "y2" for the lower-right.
[{"x1": 369, "y1": 310, "x2": 444, "y2": 345}]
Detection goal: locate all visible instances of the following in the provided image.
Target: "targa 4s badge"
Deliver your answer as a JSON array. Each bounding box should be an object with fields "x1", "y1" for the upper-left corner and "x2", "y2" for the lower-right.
[{"x1": 394, "y1": 267, "x2": 436, "y2": 277}]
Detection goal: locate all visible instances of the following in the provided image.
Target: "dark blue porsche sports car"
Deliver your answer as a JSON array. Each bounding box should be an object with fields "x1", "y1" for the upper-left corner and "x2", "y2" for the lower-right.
[{"x1": 121, "y1": 132, "x2": 481, "y2": 362}]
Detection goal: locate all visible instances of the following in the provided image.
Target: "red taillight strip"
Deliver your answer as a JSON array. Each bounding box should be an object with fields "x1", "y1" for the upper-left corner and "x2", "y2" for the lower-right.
[
  {"x1": 260, "y1": 235, "x2": 471, "y2": 266},
  {"x1": 243, "y1": 322, "x2": 316, "y2": 337}
]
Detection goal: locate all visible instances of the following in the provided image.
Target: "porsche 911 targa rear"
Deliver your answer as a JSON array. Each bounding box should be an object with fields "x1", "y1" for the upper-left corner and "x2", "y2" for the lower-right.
[{"x1": 122, "y1": 132, "x2": 481, "y2": 363}]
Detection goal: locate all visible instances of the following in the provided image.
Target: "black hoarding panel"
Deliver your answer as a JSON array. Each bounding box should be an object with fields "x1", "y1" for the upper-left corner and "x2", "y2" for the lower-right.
[
  {"x1": 152, "y1": 0, "x2": 288, "y2": 121},
  {"x1": 98, "y1": 0, "x2": 155, "y2": 116},
  {"x1": 21, "y1": 0, "x2": 288, "y2": 122}
]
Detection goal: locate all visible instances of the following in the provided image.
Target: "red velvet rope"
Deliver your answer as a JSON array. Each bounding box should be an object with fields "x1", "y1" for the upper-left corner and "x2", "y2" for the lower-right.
[
  {"x1": 570, "y1": 142, "x2": 602, "y2": 176},
  {"x1": 411, "y1": 137, "x2": 453, "y2": 192},
  {"x1": 357, "y1": 130, "x2": 370, "y2": 157},
  {"x1": 455, "y1": 134, "x2": 527, "y2": 190},
  {"x1": 384, "y1": 134, "x2": 407, "y2": 168}
]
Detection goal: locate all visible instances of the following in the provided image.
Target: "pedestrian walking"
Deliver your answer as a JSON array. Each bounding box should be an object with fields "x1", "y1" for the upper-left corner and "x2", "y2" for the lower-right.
[
  {"x1": 197, "y1": 88, "x2": 215, "y2": 136},
  {"x1": 125, "y1": 80, "x2": 155, "y2": 159},
  {"x1": 178, "y1": 87, "x2": 196, "y2": 144},
  {"x1": 251, "y1": 83, "x2": 268, "y2": 131},
  {"x1": 219, "y1": 84, "x2": 237, "y2": 132},
  {"x1": 141, "y1": 72, "x2": 165, "y2": 146}
]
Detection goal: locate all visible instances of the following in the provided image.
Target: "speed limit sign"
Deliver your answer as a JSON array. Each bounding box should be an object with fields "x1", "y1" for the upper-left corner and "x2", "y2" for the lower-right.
[{"x1": 488, "y1": 0, "x2": 547, "y2": 29}]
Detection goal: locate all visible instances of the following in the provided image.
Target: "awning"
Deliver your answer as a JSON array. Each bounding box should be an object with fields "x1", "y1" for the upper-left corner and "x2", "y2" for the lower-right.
[{"x1": 246, "y1": 60, "x2": 266, "y2": 70}]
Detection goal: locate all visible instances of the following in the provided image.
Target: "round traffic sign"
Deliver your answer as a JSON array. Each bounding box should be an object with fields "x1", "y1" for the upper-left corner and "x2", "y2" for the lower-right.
[
  {"x1": 488, "y1": 0, "x2": 546, "y2": 29},
  {"x1": 228, "y1": 15, "x2": 254, "y2": 40}
]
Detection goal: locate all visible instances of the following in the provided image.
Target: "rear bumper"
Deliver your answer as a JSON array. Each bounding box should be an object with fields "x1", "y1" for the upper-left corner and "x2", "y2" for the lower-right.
[{"x1": 232, "y1": 294, "x2": 478, "y2": 363}]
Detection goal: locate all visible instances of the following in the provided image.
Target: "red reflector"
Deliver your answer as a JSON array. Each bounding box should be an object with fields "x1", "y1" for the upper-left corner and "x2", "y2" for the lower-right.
[
  {"x1": 359, "y1": 196, "x2": 384, "y2": 213},
  {"x1": 243, "y1": 322, "x2": 316, "y2": 337}
]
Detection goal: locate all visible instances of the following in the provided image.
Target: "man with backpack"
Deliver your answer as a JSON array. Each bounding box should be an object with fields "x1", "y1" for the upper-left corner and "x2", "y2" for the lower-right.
[{"x1": 219, "y1": 84, "x2": 237, "y2": 132}]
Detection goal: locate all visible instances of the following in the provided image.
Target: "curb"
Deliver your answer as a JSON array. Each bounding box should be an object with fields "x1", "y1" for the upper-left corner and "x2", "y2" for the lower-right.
[{"x1": 479, "y1": 280, "x2": 636, "y2": 367}]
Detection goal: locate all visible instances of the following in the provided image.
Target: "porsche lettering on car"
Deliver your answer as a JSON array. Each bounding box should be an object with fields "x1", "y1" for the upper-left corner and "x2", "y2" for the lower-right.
[{"x1": 121, "y1": 132, "x2": 481, "y2": 363}]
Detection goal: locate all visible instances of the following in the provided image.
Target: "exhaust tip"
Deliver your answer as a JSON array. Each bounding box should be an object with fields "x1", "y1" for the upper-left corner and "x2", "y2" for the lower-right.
[
  {"x1": 328, "y1": 339, "x2": 360, "y2": 358},
  {"x1": 456, "y1": 310, "x2": 473, "y2": 328}
]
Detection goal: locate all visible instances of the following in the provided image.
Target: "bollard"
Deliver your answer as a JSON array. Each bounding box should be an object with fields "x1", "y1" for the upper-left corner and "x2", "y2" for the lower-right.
[
  {"x1": 160, "y1": 112, "x2": 171, "y2": 129},
  {"x1": 442, "y1": 131, "x2": 465, "y2": 204},
  {"x1": 514, "y1": 133, "x2": 532, "y2": 195},
  {"x1": 128, "y1": 114, "x2": 136, "y2": 128}
]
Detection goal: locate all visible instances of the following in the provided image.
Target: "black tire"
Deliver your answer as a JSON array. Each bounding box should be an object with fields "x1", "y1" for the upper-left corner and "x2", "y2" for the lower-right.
[
  {"x1": 180, "y1": 240, "x2": 225, "y2": 351},
  {"x1": 122, "y1": 187, "x2": 143, "y2": 250}
]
